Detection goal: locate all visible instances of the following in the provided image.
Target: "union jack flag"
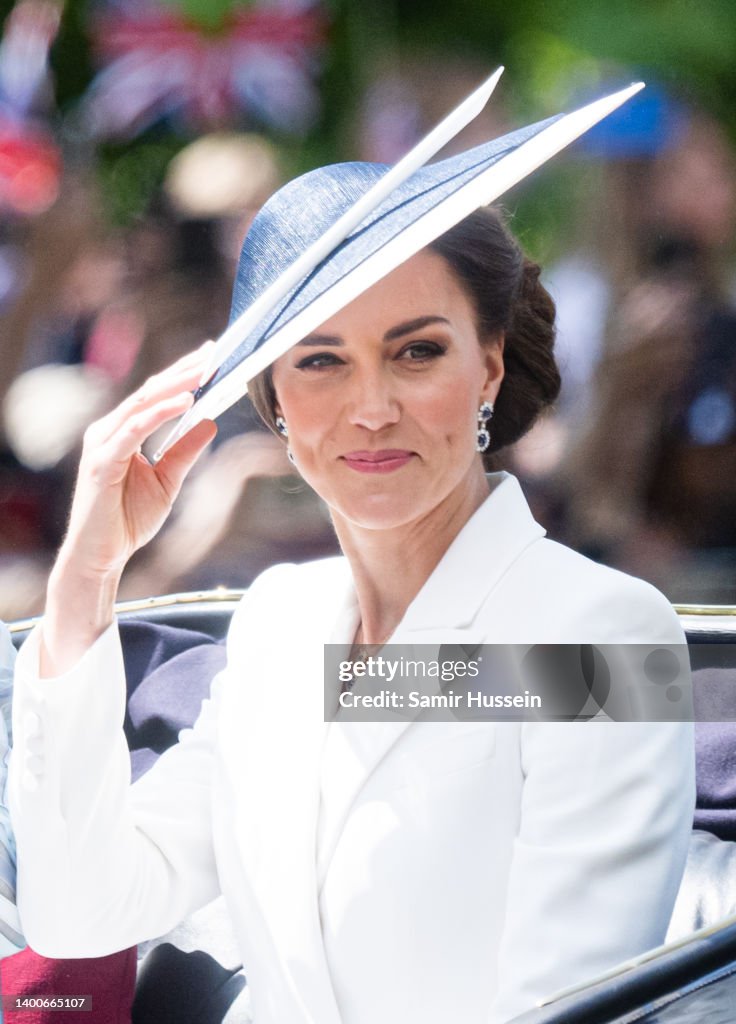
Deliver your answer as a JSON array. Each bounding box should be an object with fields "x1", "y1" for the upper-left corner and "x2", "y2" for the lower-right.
[{"x1": 81, "y1": 0, "x2": 326, "y2": 139}]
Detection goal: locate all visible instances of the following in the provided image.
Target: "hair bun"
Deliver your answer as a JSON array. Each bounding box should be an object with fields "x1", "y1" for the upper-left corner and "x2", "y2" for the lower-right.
[
  {"x1": 491, "y1": 256, "x2": 559, "y2": 452},
  {"x1": 428, "y1": 208, "x2": 559, "y2": 459}
]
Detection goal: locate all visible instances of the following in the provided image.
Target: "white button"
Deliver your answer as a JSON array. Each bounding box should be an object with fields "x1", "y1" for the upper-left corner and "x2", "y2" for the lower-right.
[
  {"x1": 25, "y1": 755, "x2": 44, "y2": 777},
  {"x1": 23, "y1": 712, "x2": 42, "y2": 738},
  {"x1": 26, "y1": 735, "x2": 43, "y2": 755},
  {"x1": 22, "y1": 771, "x2": 39, "y2": 792}
]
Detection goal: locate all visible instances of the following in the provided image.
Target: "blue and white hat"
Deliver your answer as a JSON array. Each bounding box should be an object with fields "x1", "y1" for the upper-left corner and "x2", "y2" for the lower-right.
[{"x1": 158, "y1": 70, "x2": 642, "y2": 456}]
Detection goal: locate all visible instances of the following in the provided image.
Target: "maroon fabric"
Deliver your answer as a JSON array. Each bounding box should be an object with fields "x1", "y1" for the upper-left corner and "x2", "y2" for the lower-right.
[{"x1": 1, "y1": 946, "x2": 136, "y2": 1024}]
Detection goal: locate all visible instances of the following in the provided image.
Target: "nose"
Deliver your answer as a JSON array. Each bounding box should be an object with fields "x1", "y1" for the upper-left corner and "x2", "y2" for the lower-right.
[{"x1": 345, "y1": 364, "x2": 401, "y2": 432}]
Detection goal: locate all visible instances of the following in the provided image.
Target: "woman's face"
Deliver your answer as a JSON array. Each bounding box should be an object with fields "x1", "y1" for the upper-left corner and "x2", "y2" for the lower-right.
[{"x1": 271, "y1": 248, "x2": 504, "y2": 532}]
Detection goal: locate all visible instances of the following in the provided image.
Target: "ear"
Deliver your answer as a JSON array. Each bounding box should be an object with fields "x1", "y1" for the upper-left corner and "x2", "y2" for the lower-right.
[{"x1": 480, "y1": 332, "x2": 505, "y2": 403}]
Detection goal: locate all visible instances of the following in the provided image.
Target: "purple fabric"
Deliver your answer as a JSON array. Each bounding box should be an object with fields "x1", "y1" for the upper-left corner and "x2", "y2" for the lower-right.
[
  {"x1": 694, "y1": 667, "x2": 736, "y2": 841},
  {"x1": 119, "y1": 620, "x2": 226, "y2": 783}
]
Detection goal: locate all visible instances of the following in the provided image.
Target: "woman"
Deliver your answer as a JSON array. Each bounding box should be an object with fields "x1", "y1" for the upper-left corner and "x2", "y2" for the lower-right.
[{"x1": 9, "y1": 187, "x2": 694, "y2": 1021}]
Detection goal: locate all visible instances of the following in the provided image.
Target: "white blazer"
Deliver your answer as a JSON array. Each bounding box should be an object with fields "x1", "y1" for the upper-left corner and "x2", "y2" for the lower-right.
[{"x1": 10, "y1": 473, "x2": 695, "y2": 1024}]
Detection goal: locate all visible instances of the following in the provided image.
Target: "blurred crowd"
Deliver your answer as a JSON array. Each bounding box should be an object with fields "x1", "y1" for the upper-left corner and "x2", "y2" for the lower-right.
[
  {"x1": 0, "y1": 129, "x2": 344, "y2": 620},
  {"x1": 1, "y1": 1, "x2": 736, "y2": 620},
  {"x1": 515, "y1": 93, "x2": 736, "y2": 605}
]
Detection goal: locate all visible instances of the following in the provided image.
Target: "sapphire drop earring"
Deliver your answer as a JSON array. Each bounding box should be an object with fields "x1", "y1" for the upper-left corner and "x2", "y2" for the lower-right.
[
  {"x1": 476, "y1": 401, "x2": 494, "y2": 453},
  {"x1": 275, "y1": 416, "x2": 295, "y2": 464}
]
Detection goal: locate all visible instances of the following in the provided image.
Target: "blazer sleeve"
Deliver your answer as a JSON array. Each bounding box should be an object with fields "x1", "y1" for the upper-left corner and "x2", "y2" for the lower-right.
[
  {"x1": 488, "y1": 580, "x2": 696, "y2": 1023},
  {"x1": 7, "y1": 607, "x2": 237, "y2": 958},
  {"x1": 0, "y1": 622, "x2": 24, "y2": 954}
]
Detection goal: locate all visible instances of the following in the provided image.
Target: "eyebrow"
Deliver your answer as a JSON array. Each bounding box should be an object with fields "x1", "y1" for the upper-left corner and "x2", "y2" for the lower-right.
[
  {"x1": 384, "y1": 315, "x2": 451, "y2": 341},
  {"x1": 297, "y1": 315, "x2": 451, "y2": 347}
]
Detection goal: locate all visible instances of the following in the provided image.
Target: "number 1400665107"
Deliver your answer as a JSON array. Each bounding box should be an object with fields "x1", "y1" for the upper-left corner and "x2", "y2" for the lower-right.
[{"x1": 2, "y1": 995, "x2": 91, "y2": 1011}]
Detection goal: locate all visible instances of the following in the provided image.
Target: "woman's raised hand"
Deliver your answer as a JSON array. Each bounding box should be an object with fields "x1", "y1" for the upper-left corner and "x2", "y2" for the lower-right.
[{"x1": 40, "y1": 343, "x2": 218, "y2": 677}]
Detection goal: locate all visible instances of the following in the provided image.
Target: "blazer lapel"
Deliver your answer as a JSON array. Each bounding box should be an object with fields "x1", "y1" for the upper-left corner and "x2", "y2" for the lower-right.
[
  {"x1": 318, "y1": 472, "x2": 546, "y2": 880},
  {"x1": 226, "y1": 560, "x2": 356, "y2": 1024},
  {"x1": 397, "y1": 471, "x2": 546, "y2": 632}
]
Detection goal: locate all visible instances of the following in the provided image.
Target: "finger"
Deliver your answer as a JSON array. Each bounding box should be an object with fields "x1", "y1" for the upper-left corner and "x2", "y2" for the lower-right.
[
  {"x1": 92, "y1": 342, "x2": 217, "y2": 443},
  {"x1": 98, "y1": 391, "x2": 196, "y2": 471},
  {"x1": 154, "y1": 420, "x2": 218, "y2": 503}
]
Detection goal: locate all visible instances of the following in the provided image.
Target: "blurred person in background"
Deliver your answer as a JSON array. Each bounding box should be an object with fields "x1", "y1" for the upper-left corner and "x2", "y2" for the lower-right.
[
  {"x1": 0, "y1": 131, "x2": 338, "y2": 618},
  {"x1": 560, "y1": 105, "x2": 736, "y2": 603},
  {"x1": 0, "y1": 173, "x2": 110, "y2": 621},
  {"x1": 508, "y1": 91, "x2": 736, "y2": 603}
]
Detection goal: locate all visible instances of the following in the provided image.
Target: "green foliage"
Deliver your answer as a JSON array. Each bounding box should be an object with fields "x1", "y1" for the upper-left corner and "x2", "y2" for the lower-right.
[
  {"x1": 160, "y1": 0, "x2": 237, "y2": 32},
  {"x1": 391, "y1": 0, "x2": 736, "y2": 127},
  {"x1": 97, "y1": 137, "x2": 185, "y2": 225}
]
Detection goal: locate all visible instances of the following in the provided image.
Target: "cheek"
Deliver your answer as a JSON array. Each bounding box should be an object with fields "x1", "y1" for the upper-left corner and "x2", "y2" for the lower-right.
[
  {"x1": 286, "y1": 406, "x2": 324, "y2": 439},
  {"x1": 274, "y1": 389, "x2": 342, "y2": 473},
  {"x1": 416, "y1": 380, "x2": 477, "y2": 445},
  {"x1": 271, "y1": 376, "x2": 322, "y2": 438}
]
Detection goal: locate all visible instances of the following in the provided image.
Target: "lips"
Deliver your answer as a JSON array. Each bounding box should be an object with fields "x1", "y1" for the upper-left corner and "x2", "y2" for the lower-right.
[{"x1": 342, "y1": 449, "x2": 415, "y2": 474}]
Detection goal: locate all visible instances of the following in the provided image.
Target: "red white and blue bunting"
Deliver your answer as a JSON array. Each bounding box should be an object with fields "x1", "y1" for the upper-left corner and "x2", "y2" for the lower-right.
[{"x1": 80, "y1": 0, "x2": 326, "y2": 139}]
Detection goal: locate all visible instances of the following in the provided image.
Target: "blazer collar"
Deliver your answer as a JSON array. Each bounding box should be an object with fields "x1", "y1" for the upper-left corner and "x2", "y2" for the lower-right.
[
  {"x1": 317, "y1": 474, "x2": 545, "y2": 887},
  {"x1": 395, "y1": 471, "x2": 546, "y2": 634},
  {"x1": 321, "y1": 474, "x2": 544, "y2": 707}
]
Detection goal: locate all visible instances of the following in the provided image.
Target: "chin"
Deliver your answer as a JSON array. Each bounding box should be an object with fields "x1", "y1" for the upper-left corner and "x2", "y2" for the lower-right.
[{"x1": 327, "y1": 484, "x2": 440, "y2": 533}]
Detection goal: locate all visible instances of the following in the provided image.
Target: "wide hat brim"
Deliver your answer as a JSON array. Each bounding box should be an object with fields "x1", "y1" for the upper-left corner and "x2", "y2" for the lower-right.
[{"x1": 156, "y1": 79, "x2": 642, "y2": 457}]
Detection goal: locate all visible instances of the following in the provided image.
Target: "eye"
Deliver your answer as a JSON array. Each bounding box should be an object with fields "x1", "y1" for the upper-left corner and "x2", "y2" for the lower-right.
[
  {"x1": 295, "y1": 351, "x2": 345, "y2": 370},
  {"x1": 398, "y1": 340, "x2": 447, "y2": 362}
]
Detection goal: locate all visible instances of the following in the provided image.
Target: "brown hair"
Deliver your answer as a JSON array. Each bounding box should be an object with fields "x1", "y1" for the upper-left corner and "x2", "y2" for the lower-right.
[{"x1": 248, "y1": 206, "x2": 559, "y2": 465}]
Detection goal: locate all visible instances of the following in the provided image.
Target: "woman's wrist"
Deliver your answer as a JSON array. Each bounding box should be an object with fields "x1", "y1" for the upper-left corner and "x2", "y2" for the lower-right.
[{"x1": 40, "y1": 554, "x2": 123, "y2": 678}]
